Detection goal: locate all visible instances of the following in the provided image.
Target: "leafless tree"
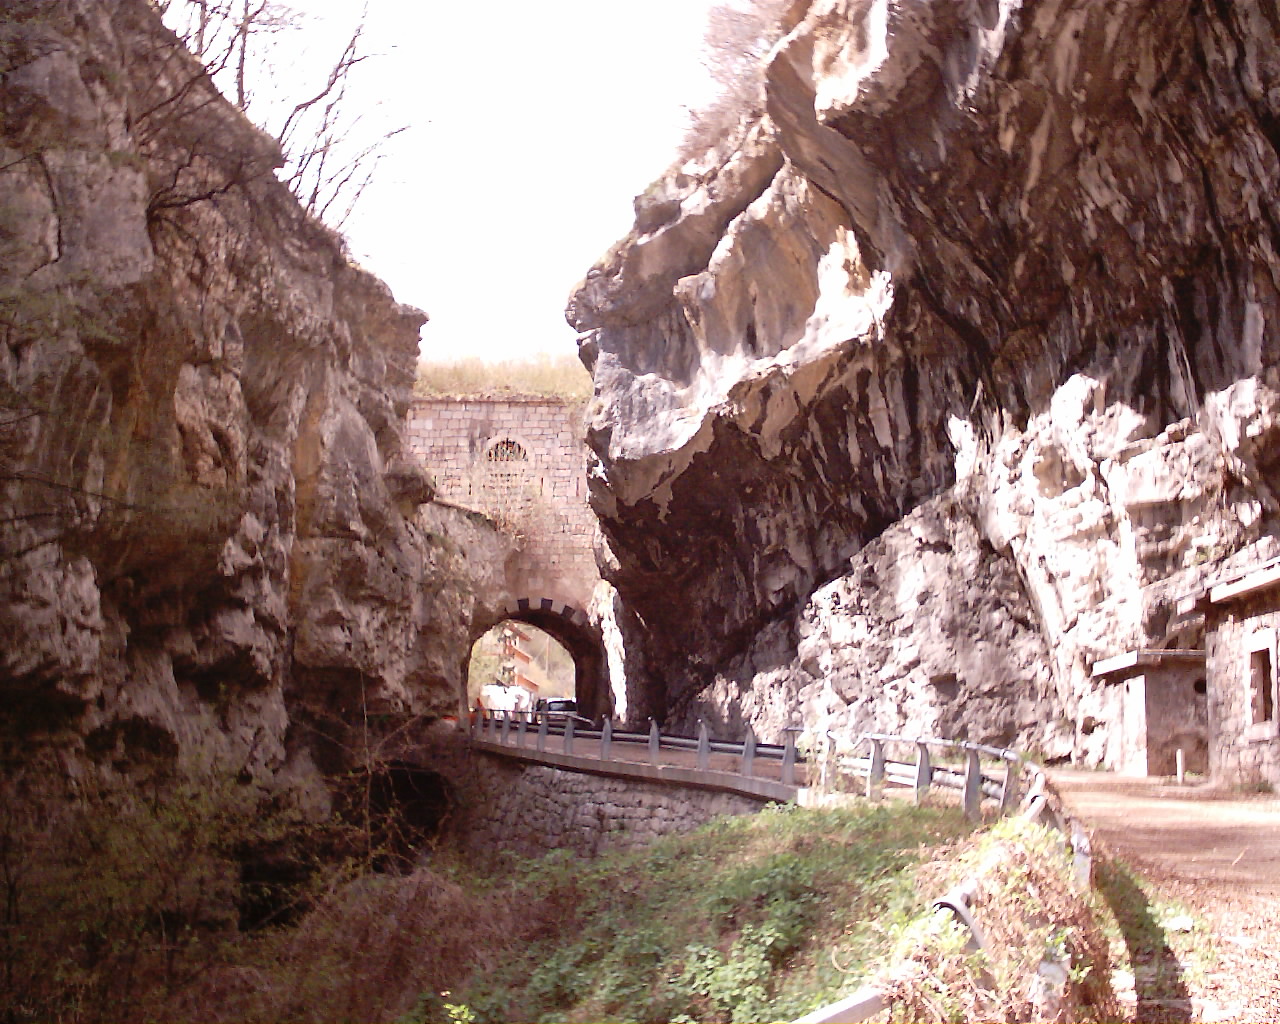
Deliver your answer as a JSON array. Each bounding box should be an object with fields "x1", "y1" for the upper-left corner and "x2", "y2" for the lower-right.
[
  {"x1": 680, "y1": 0, "x2": 793, "y2": 158},
  {"x1": 157, "y1": 0, "x2": 404, "y2": 228}
]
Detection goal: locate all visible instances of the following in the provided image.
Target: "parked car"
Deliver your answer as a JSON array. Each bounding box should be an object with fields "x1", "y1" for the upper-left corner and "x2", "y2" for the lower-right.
[{"x1": 535, "y1": 697, "x2": 578, "y2": 720}]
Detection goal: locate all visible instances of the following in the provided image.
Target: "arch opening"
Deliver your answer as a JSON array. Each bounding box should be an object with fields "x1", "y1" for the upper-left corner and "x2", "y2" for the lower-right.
[
  {"x1": 486, "y1": 438, "x2": 528, "y2": 463},
  {"x1": 467, "y1": 621, "x2": 575, "y2": 714},
  {"x1": 465, "y1": 599, "x2": 610, "y2": 722}
]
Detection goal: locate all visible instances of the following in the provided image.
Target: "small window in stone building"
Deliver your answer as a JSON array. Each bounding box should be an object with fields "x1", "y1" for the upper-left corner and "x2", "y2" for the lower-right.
[
  {"x1": 487, "y1": 439, "x2": 528, "y2": 463},
  {"x1": 1249, "y1": 646, "x2": 1275, "y2": 725}
]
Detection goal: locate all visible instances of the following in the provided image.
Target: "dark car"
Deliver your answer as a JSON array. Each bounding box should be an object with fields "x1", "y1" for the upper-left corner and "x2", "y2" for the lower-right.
[{"x1": 535, "y1": 697, "x2": 578, "y2": 720}]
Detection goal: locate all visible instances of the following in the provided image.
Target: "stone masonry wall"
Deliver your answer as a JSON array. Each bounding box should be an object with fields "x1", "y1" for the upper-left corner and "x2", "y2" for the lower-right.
[
  {"x1": 1141, "y1": 663, "x2": 1209, "y2": 777},
  {"x1": 1207, "y1": 596, "x2": 1280, "y2": 787},
  {"x1": 461, "y1": 752, "x2": 769, "y2": 860},
  {"x1": 405, "y1": 398, "x2": 598, "y2": 605}
]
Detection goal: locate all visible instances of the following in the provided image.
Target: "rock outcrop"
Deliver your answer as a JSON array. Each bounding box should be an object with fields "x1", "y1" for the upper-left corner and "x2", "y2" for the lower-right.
[
  {"x1": 0, "y1": 0, "x2": 476, "y2": 794},
  {"x1": 570, "y1": 0, "x2": 1280, "y2": 760}
]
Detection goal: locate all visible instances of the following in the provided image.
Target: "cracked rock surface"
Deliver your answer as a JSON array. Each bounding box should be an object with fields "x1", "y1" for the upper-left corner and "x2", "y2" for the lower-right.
[
  {"x1": 570, "y1": 0, "x2": 1280, "y2": 757},
  {"x1": 0, "y1": 0, "x2": 485, "y2": 794}
]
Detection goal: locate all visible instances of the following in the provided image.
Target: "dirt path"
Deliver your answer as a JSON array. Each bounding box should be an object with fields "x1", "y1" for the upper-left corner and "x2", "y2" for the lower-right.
[{"x1": 1051, "y1": 771, "x2": 1280, "y2": 1022}]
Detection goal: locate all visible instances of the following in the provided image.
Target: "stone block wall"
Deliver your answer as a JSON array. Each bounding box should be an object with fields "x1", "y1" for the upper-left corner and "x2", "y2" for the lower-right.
[
  {"x1": 1115, "y1": 664, "x2": 1207, "y2": 776},
  {"x1": 460, "y1": 752, "x2": 769, "y2": 860},
  {"x1": 405, "y1": 397, "x2": 599, "y2": 602},
  {"x1": 1207, "y1": 595, "x2": 1280, "y2": 786},
  {"x1": 1142, "y1": 663, "x2": 1209, "y2": 776}
]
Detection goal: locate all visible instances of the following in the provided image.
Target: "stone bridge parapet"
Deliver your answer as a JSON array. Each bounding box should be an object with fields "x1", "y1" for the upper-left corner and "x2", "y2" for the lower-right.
[{"x1": 461, "y1": 753, "x2": 771, "y2": 860}]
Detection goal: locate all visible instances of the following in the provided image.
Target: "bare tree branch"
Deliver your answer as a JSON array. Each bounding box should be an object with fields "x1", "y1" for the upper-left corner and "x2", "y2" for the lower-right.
[{"x1": 158, "y1": 0, "x2": 399, "y2": 228}]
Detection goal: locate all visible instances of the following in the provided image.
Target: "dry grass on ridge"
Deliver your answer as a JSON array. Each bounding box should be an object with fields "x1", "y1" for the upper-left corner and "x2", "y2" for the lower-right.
[{"x1": 414, "y1": 354, "x2": 590, "y2": 401}]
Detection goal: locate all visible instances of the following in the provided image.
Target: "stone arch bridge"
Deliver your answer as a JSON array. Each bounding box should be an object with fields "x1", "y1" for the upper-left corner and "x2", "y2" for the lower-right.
[{"x1": 404, "y1": 396, "x2": 608, "y2": 716}]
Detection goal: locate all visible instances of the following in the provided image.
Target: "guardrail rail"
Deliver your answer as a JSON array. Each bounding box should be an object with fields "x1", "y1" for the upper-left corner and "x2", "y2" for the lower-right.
[{"x1": 471, "y1": 709, "x2": 807, "y2": 784}]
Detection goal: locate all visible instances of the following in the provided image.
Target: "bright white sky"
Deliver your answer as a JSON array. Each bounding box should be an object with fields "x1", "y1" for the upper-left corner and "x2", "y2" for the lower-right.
[{"x1": 242, "y1": 1, "x2": 723, "y2": 363}]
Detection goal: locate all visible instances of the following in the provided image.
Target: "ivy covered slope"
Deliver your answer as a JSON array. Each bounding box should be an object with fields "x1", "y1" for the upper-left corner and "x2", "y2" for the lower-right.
[
  {"x1": 444, "y1": 802, "x2": 978, "y2": 1024},
  {"x1": 571, "y1": 0, "x2": 1280, "y2": 755},
  {"x1": 0, "y1": 0, "x2": 473, "y2": 792}
]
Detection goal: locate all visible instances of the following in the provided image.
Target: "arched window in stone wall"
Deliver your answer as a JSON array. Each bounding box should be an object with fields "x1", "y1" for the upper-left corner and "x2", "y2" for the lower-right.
[
  {"x1": 487, "y1": 438, "x2": 528, "y2": 463},
  {"x1": 478, "y1": 435, "x2": 536, "y2": 505}
]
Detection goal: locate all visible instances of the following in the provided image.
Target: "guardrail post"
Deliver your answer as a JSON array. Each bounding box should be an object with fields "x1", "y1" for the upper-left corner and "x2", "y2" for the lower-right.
[
  {"x1": 649, "y1": 719, "x2": 660, "y2": 765},
  {"x1": 500, "y1": 712, "x2": 511, "y2": 745},
  {"x1": 741, "y1": 726, "x2": 756, "y2": 778},
  {"x1": 697, "y1": 720, "x2": 710, "y2": 771},
  {"x1": 1000, "y1": 756, "x2": 1021, "y2": 815},
  {"x1": 601, "y1": 718, "x2": 612, "y2": 761},
  {"x1": 516, "y1": 713, "x2": 527, "y2": 748},
  {"x1": 963, "y1": 747, "x2": 982, "y2": 821},
  {"x1": 914, "y1": 740, "x2": 932, "y2": 805},
  {"x1": 537, "y1": 713, "x2": 548, "y2": 752},
  {"x1": 819, "y1": 731, "x2": 837, "y2": 792},
  {"x1": 782, "y1": 727, "x2": 799, "y2": 786},
  {"x1": 866, "y1": 737, "x2": 885, "y2": 800},
  {"x1": 564, "y1": 715, "x2": 575, "y2": 755}
]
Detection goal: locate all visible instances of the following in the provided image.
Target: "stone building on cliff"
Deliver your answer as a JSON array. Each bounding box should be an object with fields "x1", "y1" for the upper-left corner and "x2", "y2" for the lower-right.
[
  {"x1": 404, "y1": 395, "x2": 599, "y2": 614},
  {"x1": 1089, "y1": 650, "x2": 1207, "y2": 777},
  {"x1": 1183, "y1": 560, "x2": 1280, "y2": 787}
]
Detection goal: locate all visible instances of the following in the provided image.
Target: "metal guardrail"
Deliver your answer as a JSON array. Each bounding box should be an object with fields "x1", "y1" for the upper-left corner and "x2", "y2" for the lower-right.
[
  {"x1": 470, "y1": 715, "x2": 1052, "y2": 820},
  {"x1": 829, "y1": 732, "x2": 1040, "y2": 822},
  {"x1": 794, "y1": 734, "x2": 1079, "y2": 1024},
  {"x1": 470, "y1": 709, "x2": 806, "y2": 785}
]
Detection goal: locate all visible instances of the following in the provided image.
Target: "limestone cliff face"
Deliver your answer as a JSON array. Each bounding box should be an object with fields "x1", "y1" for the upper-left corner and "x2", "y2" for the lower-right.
[
  {"x1": 570, "y1": 0, "x2": 1280, "y2": 759},
  {"x1": 0, "y1": 0, "x2": 471, "y2": 791}
]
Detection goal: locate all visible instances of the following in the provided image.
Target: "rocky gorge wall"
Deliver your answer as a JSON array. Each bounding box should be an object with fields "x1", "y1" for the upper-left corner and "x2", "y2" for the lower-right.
[
  {"x1": 569, "y1": 0, "x2": 1280, "y2": 764},
  {"x1": 0, "y1": 0, "x2": 483, "y2": 800}
]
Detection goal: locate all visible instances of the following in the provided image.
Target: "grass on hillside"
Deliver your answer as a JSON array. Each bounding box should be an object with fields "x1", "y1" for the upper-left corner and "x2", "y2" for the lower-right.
[
  {"x1": 7, "y1": 774, "x2": 1131, "y2": 1024},
  {"x1": 429, "y1": 801, "x2": 976, "y2": 1024},
  {"x1": 879, "y1": 815, "x2": 1121, "y2": 1022},
  {"x1": 414, "y1": 354, "x2": 591, "y2": 401}
]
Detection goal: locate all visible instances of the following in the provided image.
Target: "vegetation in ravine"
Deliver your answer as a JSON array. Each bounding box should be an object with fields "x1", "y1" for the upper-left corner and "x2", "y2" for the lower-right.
[
  {"x1": 3, "y1": 764, "x2": 1137, "y2": 1024},
  {"x1": 0, "y1": 776, "x2": 976, "y2": 1024},
  {"x1": 429, "y1": 802, "x2": 977, "y2": 1024}
]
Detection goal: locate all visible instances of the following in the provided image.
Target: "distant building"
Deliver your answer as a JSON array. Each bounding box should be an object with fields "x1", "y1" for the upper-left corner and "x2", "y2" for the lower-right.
[{"x1": 501, "y1": 623, "x2": 537, "y2": 695}]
